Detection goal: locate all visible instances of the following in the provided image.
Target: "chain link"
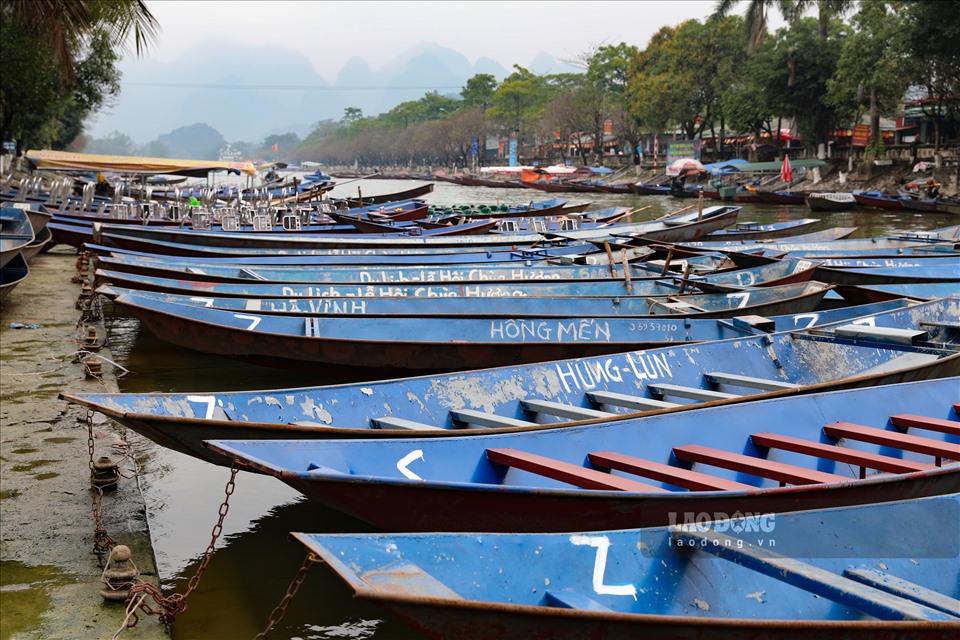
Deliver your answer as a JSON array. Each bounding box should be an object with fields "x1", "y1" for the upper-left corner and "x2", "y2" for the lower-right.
[
  {"x1": 255, "y1": 552, "x2": 320, "y2": 639},
  {"x1": 87, "y1": 409, "x2": 116, "y2": 564},
  {"x1": 116, "y1": 461, "x2": 245, "y2": 631}
]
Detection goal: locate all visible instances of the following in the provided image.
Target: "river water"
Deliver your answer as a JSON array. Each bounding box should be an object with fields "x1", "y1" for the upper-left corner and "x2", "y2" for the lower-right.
[{"x1": 106, "y1": 178, "x2": 955, "y2": 639}]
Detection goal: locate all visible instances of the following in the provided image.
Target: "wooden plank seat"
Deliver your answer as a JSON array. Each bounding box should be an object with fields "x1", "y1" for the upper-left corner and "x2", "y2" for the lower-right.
[
  {"x1": 647, "y1": 383, "x2": 741, "y2": 402},
  {"x1": 672, "y1": 528, "x2": 958, "y2": 622},
  {"x1": 889, "y1": 414, "x2": 960, "y2": 438},
  {"x1": 450, "y1": 409, "x2": 537, "y2": 429},
  {"x1": 843, "y1": 568, "x2": 960, "y2": 618},
  {"x1": 370, "y1": 417, "x2": 443, "y2": 431},
  {"x1": 672, "y1": 444, "x2": 849, "y2": 485},
  {"x1": 650, "y1": 299, "x2": 708, "y2": 314},
  {"x1": 750, "y1": 432, "x2": 935, "y2": 477},
  {"x1": 520, "y1": 399, "x2": 615, "y2": 421},
  {"x1": 822, "y1": 422, "x2": 960, "y2": 464},
  {"x1": 585, "y1": 390, "x2": 680, "y2": 411},
  {"x1": 485, "y1": 448, "x2": 665, "y2": 492},
  {"x1": 704, "y1": 372, "x2": 801, "y2": 392},
  {"x1": 831, "y1": 324, "x2": 929, "y2": 346},
  {"x1": 588, "y1": 451, "x2": 752, "y2": 491}
]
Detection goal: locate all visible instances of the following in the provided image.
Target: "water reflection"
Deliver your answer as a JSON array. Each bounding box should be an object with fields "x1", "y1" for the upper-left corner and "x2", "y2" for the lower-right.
[{"x1": 111, "y1": 180, "x2": 954, "y2": 639}]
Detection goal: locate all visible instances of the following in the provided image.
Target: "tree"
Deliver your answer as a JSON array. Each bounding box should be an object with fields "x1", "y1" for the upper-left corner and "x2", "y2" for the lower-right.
[
  {"x1": 3, "y1": 0, "x2": 158, "y2": 79},
  {"x1": 749, "y1": 17, "x2": 846, "y2": 153},
  {"x1": 793, "y1": 0, "x2": 857, "y2": 38},
  {"x1": 577, "y1": 43, "x2": 639, "y2": 165},
  {"x1": 342, "y1": 107, "x2": 364, "y2": 126},
  {"x1": 825, "y1": 0, "x2": 909, "y2": 161},
  {"x1": 0, "y1": 0, "x2": 159, "y2": 151},
  {"x1": 461, "y1": 74, "x2": 498, "y2": 112},
  {"x1": 627, "y1": 19, "x2": 742, "y2": 143},
  {"x1": 900, "y1": 0, "x2": 960, "y2": 165},
  {"x1": 712, "y1": 0, "x2": 795, "y2": 54},
  {"x1": 488, "y1": 66, "x2": 554, "y2": 160}
]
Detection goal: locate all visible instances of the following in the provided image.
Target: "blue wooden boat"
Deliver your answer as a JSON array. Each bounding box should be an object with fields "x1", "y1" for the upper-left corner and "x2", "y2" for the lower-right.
[
  {"x1": 675, "y1": 226, "x2": 858, "y2": 249},
  {"x1": 85, "y1": 242, "x2": 624, "y2": 265},
  {"x1": 93, "y1": 253, "x2": 679, "y2": 284},
  {"x1": 426, "y1": 198, "x2": 571, "y2": 219},
  {"x1": 852, "y1": 190, "x2": 905, "y2": 210},
  {"x1": 330, "y1": 213, "x2": 499, "y2": 236},
  {"x1": 698, "y1": 217, "x2": 819, "y2": 240},
  {"x1": 0, "y1": 206, "x2": 35, "y2": 269},
  {"x1": 105, "y1": 282, "x2": 840, "y2": 373},
  {"x1": 837, "y1": 283, "x2": 960, "y2": 305},
  {"x1": 21, "y1": 226, "x2": 53, "y2": 262},
  {"x1": 759, "y1": 253, "x2": 960, "y2": 269},
  {"x1": 60, "y1": 299, "x2": 959, "y2": 465},
  {"x1": 0, "y1": 251, "x2": 29, "y2": 301},
  {"x1": 813, "y1": 261, "x2": 960, "y2": 286},
  {"x1": 88, "y1": 206, "x2": 740, "y2": 252},
  {"x1": 292, "y1": 494, "x2": 960, "y2": 639},
  {"x1": 90, "y1": 255, "x2": 806, "y2": 298},
  {"x1": 679, "y1": 225, "x2": 959, "y2": 253},
  {"x1": 94, "y1": 256, "x2": 818, "y2": 300},
  {"x1": 92, "y1": 253, "x2": 817, "y2": 293},
  {"x1": 98, "y1": 280, "x2": 830, "y2": 318},
  {"x1": 54, "y1": 219, "x2": 598, "y2": 258},
  {"x1": 204, "y1": 378, "x2": 960, "y2": 532}
]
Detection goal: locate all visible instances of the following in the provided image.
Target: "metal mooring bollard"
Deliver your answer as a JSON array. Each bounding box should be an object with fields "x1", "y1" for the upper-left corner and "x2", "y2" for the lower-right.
[
  {"x1": 91, "y1": 455, "x2": 118, "y2": 490},
  {"x1": 82, "y1": 326, "x2": 100, "y2": 350},
  {"x1": 100, "y1": 545, "x2": 139, "y2": 602},
  {"x1": 83, "y1": 357, "x2": 103, "y2": 378}
]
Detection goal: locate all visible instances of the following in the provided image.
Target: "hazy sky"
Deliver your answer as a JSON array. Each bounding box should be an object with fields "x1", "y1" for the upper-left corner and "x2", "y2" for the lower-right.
[{"x1": 142, "y1": 0, "x2": 730, "y2": 82}]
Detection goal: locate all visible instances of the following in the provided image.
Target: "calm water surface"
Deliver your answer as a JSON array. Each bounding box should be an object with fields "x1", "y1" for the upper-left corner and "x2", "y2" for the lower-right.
[{"x1": 109, "y1": 179, "x2": 955, "y2": 640}]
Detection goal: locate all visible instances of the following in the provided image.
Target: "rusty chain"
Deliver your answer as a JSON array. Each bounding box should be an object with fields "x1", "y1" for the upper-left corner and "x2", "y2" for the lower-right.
[
  {"x1": 87, "y1": 409, "x2": 117, "y2": 564},
  {"x1": 117, "y1": 461, "x2": 246, "y2": 629},
  {"x1": 254, "y1": 552, "x2": 320, "y2": 639}
]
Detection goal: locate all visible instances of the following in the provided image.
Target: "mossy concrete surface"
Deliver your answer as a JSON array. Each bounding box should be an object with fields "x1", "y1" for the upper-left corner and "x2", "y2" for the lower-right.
[{"x1": 1, "y1": 248, "x2": 168, "y2": 640}]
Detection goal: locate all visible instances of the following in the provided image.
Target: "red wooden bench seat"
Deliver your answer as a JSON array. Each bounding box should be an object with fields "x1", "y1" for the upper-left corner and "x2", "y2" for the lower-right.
[
  {"x1": 671, "y1": 444, "x2": 848, "y2": 485},
  {"x1": 750, "y1": 432, "x2": 935, "y2": 478},
  {"x1": 889, "y1": 414, "x2": 960, "y2": 438},
  {"x1": 823, "y1": 422, "x2": 960, "y2": 464},
  {"x1": 587, "y1": 451, "x2": 752, "y2": 491},
  {"x1": 485, "y1": 448, "x2": 666, "y2": 492}
]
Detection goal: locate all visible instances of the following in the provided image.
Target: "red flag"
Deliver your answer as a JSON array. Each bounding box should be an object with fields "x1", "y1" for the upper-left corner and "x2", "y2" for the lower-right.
[{"x1": 780, "y1": 154, "x2": 793, "y2": 183}]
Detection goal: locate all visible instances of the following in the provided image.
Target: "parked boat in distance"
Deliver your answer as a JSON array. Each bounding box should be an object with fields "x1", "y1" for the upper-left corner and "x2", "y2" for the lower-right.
[{"x1": 805, "y1": 193, "x2": 856, "y2": 212}]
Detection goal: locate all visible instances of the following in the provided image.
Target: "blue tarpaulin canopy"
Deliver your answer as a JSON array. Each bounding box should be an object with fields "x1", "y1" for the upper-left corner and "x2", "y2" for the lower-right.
[
  {"x1": 703, "y1": 159, "x2": 749, "y2": 174},
  {"x1": 588, "y1": 166, "x2": 614, "y2": 174}
]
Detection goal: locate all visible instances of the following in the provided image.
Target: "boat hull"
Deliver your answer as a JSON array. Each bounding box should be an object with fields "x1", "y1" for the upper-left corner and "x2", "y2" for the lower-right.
[{"x1": 204, "y1": 379, "x2": 960, "y2": 533}]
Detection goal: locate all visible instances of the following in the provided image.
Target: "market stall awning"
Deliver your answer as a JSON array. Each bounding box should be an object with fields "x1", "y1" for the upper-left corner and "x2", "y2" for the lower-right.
[{"x1": 24, "y1": 149, "x2": 257, "y2": 177}]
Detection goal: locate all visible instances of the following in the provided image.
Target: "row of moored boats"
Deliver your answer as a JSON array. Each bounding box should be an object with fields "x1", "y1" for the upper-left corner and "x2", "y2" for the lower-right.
[{"x1": 5, "y1": 171, "x2": 960, "y2": 637}]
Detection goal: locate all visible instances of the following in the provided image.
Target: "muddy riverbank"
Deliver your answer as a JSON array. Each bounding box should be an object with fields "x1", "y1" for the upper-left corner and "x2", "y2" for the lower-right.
[{"x1": 1, "y1": 247, "x2": 168, "y2": 640}]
